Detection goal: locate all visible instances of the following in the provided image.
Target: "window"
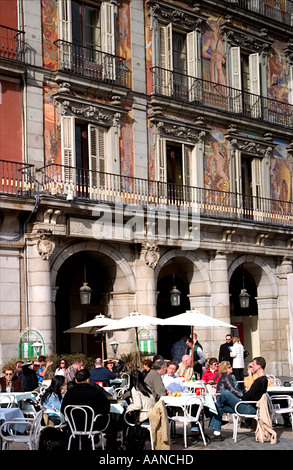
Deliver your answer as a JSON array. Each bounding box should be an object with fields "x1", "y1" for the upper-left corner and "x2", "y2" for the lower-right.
[
  {"x1": 230, "y1": 47, "x2": 261, "y2": 117},
  {"x1": 156, "y1": 139, "x2": 197, "y2": 202},
  {"x1": 58, "y1": 0, "x2": 115, "y2": 80},
  {"x1": 158, "y1": 23, "x2": 200, "y2": 100},
  {"x1": 61, "y1": 115, "x2": 119, "y2": 198}
]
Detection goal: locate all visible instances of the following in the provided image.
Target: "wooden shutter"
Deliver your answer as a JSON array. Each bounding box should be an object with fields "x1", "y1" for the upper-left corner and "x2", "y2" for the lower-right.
[
  {"x1": 101, "y1": 1, "x2": 115, "y2": 80},
  {"x1": 249, "y1": 53, "x2": 261, "y2": 118},
  {"x1": 61, "y1": 116, "x2": 75, "y2": 188},
  {"x1": 58, "y1": 0, "x2": 72, "y2": 68},
  {"x1": 288, "y1": 65, "x2": 293, "y2": 105},
  {"x1": 160, "y1": 24, "x2": 173, "y2": 96},
  {"x1": 187, "y1": 31, "x2": 200, "y2": 101},
  {"x1": 88, "y1": 125, "x2": 105, "y2": 194},
  {"x1": 230, "y1": 46, "x2": 242, "y2": 113}
]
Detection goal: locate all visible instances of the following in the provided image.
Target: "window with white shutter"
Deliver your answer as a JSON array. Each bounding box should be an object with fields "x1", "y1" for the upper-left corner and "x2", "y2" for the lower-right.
[
  {"x1": 230, "y1": 46, "x2": 242, "y2": 113},
  {"x1": 159, "y1": 24, "x2": 173, "y2": 96},
  {"x1": 249, "y1": 53, "x2": 261, "y2": 118},
  {"x1": 61, "y1": 115, "x2": 75, "y2": 184},
  {"x1": 187, "y1": 31, "x2": 201, "y2": 101}
]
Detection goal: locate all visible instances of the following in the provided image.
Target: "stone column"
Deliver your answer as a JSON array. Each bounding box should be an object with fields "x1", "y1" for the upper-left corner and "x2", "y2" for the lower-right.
[
  {"x1": 26, "y1": 232, "x2": 56, "y2": 355},
  {"x1": 209, "y1": 251, "x2": 231, "y2": 343}
]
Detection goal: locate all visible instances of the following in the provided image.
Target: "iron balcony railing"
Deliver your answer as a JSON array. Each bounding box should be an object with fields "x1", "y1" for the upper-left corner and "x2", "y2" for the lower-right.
[
  {"x1": 0, "y1": 25, "x2": 25, "y2": 61},
  {"x1": 54, "y1": 40, "x2": 129, "y2": 87},
  {"x1": 224, "y1": 0, "x2": 293, "y2": 26},
  {"x1": 35, "y1": 163, "x2": 293, "y2": 227},
  {"x1": 1, "y1": 160, "x2": 292, "y2": 227},
  {"x1": 150, "y1": 67, "x2": 293, "y2": 129},
  {"x1": 0, "y1": 159, "x2": 35, "y2": 196}
]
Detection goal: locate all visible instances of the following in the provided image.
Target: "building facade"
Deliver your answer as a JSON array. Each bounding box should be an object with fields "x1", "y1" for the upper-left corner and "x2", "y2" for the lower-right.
[{"x1": 1, "y1": 0, "x2": 293, "y2": 375}]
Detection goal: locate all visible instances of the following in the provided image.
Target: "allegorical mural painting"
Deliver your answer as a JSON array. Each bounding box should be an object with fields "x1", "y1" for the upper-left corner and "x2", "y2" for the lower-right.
[{"x1": 204, "y1": 128, "x2": 230, "y2": 193}]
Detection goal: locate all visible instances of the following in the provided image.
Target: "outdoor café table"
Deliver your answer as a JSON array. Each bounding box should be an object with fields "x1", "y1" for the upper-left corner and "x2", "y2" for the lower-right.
[
  {"x1": 0, "y1": 392, "x2": 34, "y2": 406},
  {"x1": 161, "y1": 392, "x2": 217, "y2": 415},
  {"x1": 110, "y1": 379, "x2": 127, "y2": 388},
  {"x1": 109, "y1": 399, "x2": 128, "y2": 415},
  {"x1": 0, "y1": 407, "x2": 27, "y2": 448},
  {"x1": 267, "y1": 386, "x2": 293, "y2": 395}
]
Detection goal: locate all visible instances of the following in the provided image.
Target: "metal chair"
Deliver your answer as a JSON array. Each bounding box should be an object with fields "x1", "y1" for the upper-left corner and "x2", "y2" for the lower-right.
[
  {"x1": 64, "y1": 405, "x2": 110, "y2": 450},
  {"x1": 267, "y1": 374, "x2": 282, "y2": 386},
  {"x1": 168, "y1": 396, "x2": 207, "y2": 448},
  {"x1": 232, "y1": 400, "x2": 261, "y2": 443},
  {"x1": 113, "y1": 387, "x2": 128, "y2": 398},
  {"x1": 268, "y1": 393, "x2": 293, "y2": 431},
  {"x1": 0, "y1": 409, "x2": 44, "y2": 450},
  {"x1": 124, "y1": 409, "x2": 154, "y2": 450},
  {"x1": 0, "y1": 395, "x2": 14, "y2": 408},
  {"x1": 121, "y1": 373, "x2": 130, "y2": 387}
]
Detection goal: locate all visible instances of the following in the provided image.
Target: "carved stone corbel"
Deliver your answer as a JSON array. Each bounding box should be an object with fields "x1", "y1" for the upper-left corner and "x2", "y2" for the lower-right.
[{"x1": 256, "y1": 233, "x2": 268, "y2": 246}]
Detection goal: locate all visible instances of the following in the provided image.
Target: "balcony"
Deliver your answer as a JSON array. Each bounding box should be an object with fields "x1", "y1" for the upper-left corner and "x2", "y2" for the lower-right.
[
  {"x1": 54, "y1": 40, "x2": 129, "y2": 87},
  {"x1": 150, "y1": 67, "x2": 293, "y2": 129},
  {"x1": 223, "y1": 0, "x2": 293, "y2": 26},
  {"x1": 0, "y1": 159, "x2": 35, "y2": 196},
  {"x1": 35, "y1": 163, "x2": 293, "y2": 228},
  {"x1": 0, "y1": 25, "x2": 25, "y2": 62},
  {"x1": 1, "y1": 160, "x2": 292, "y2": 228}
]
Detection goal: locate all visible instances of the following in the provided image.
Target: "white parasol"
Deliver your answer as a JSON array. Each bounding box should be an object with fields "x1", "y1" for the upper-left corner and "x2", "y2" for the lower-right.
[
  {"x1": 98, "y1": 311, "x2": 164, "y2": 369},
  {"x1": 64, "y1": 314, "x2": 116, "y2": 361},
  {"x1": 162, "y1": 308, "x2": 236, "y2": 367}
]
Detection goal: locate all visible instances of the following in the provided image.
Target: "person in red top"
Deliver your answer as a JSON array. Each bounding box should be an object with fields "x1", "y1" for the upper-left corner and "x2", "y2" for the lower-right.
[{"x1": 201, "y1": 357, "x2": 220, "y2": 384}]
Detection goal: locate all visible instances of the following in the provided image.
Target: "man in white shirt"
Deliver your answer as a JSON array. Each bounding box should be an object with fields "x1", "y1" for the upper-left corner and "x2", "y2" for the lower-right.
[{"x1": 162, "y1": 362, "x2": 184, "y2": 394}]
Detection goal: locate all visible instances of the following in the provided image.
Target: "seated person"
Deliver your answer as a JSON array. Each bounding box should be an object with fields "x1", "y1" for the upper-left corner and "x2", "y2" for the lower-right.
[
  {"x1": 104, "y1": 358, "x2": 125, "y2": 376},
  {"x1": 89, "y1": 357, "x2": 117, "y2": 387},
  {"x1": 162, "y1": 362, "x2": 184, "y2": 394},
  {"x1": 21, "y1": 361, "x2": 39, "y2": 391},
  {"x1": 175, "y1": 355, "x2": 194, "y2": 381},
  {"x1": 209, "y1": 356, "x2": 268, "y2": 441},
  {"x1": 40, "y1": 375, "x2": 66, "y2": 425},
  {"x1": 216, "y1": 361, "x2": 242, "y2": 398},
  {"x1": 0, "y1": 364, "x2": 24, "y2": 392},
  {"x1": 126, "y1": 370, "x2": 155, "y2": 423},
  {"x1": 201, "y1": 357, "x2": 219, "y2": 384}
]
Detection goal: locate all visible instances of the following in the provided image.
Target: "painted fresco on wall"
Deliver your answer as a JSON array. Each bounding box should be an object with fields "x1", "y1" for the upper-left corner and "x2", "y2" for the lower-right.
[
  {"x1": 204, "y1": 129, "x2": 229, "y2": 193},
  {"x1": 202, "y1": 17, "x2": 226, "y2": 86},
  {"x1": 271, "y1": 141, "x2": 291, "y2": 204},
  {"x1": 42, "y1": 0, "x2": 58, "y2": 70},
  {"x1": 44, "y1": 85, "x2": 61, "y2": 166}
]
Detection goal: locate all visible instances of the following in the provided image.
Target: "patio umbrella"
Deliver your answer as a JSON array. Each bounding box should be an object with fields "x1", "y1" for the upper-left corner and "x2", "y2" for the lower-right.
[
  {"x1": 64, "y1": 314, "x2": 117, "y2": 361},
  {"x1": 98, "y1": 311, "x2": 164, "y2": 370},
  {"x1": 161, "y1": 308, "x2": 237, "y2": 367}
]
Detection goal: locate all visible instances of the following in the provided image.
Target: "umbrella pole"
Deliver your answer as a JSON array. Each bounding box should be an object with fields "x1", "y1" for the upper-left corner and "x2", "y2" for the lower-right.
[
  {"x1": 101, "y1": 332, "x2": 105, "y2": 362},
  {"x1": 135, "y1": 327, "x2": 142, "y2": 370},
  {"x1": 191, "y1": 326, "x2": 194, "y2": 368}
]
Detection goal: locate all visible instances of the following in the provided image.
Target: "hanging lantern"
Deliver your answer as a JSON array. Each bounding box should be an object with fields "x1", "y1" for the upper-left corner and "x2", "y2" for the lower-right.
[
  {"x1": 79, "y1": 282, "x2": 92, "y2": 305},
  {"x1": 170, "y1": 286, "x2": 181, "y2": 307},
  {"x1": 239, "y1": 288, "x2": 250, "y2": 309}
]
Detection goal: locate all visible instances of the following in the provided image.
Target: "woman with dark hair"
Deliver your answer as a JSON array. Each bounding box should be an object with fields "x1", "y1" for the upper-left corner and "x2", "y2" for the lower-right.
[
  {"x1": 40, "y1": 375, "x2": 66, "y2": 424},
  {"x1": 54, "y1": 358, "x2": 68, "y2": 376},
  {"x1": 126, "y1": 370, "x2": 155, "y2": 422}
]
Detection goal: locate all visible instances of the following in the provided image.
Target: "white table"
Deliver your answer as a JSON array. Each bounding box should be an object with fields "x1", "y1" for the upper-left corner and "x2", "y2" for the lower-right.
[
  {"x1": 161, "y1": 392, "x2": 217, "y2": 414},
  {"x1": 0, "y1": 392, "x2": 34, "y2": 405},
  {"x1": 267, "y1": 386, "x2": 293, "y2": 394},
  {"x1": 109, "y1": 400, "x2": 128, "y2": 415},
  {"x1": 0, "y1": 407, "x2": 27, "y2": 433}
]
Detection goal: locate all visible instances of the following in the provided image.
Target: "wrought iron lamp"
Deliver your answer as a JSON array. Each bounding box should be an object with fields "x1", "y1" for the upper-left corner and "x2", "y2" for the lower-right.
[
  {"x1": 239, "y1": 269, "x2": 250, "y2": 308},
  {"x1": 170, "y1": 259, "x2": 181, "y2": 306},
  {"x1": 79, "y1": 266, "x2": 92, "y2": 305}
]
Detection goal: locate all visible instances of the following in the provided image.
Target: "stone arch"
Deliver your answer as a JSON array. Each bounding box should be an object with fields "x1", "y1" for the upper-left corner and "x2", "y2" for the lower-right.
[
  {"x1": 154, "y1": 249, "x2": 210, "y2": 286},
  {"x1": 228, "y1": 254, "x2": 278, "y2": 299},
  {"x1": 50, "y1": 240, "x2": 136, "y2": 294}
]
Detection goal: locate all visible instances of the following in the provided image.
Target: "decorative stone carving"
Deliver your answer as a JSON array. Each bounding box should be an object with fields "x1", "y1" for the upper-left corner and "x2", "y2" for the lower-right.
[
  {"x1": 142, "y1": 242, "x2": 160, "y2": 269},
  {"x1": 256, "y1": 233, "x2": 269, "y2": 246},
  {"x1": 151, "y1": 119, "x2": 206, "y2": 144},
  {"x1": 36, "y1": 230, "x2": 55, "y2": 260},
  {"x1": 222, "y1": 229, "x2": 235, "y2": 243}
]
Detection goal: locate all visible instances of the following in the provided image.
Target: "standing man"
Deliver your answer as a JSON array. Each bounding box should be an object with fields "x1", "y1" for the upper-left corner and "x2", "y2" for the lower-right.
[
  {"x1": 218, "y1": 334, "x2": 233, "y2": 363},
  {"x1": 64, "y1": 357, "x2": 84, "y2": 385},
  {"x1": 185, "y1": 337, "x2": 205, "y2": 379},
  {"x1": 171, "y1": 336, "x2": 189, "y2": 363}
]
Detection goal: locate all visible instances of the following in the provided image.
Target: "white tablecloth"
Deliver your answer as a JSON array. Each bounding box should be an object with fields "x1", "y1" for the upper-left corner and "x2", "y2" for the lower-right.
[
  {"x1": 267, "y1": 386, "x2": 293, "y2": 394},
  {"x1": 0, "y1": 392, "x2": 34, "y2": 405},
  {"x1": 161, "y1": 393, "x2": 217, "y2": 414},
  {"x1": 0, "y1": 407, "x2": 27, "y2": 433},
  {"x1": 110, "y1": 400, "x2": 128, "y2": 415}
]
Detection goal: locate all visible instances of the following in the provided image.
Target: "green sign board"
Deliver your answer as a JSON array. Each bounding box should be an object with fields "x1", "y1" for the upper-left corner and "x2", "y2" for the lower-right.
[{"x1": 18, "y1": 329, "x2": 45, "y2": 359}]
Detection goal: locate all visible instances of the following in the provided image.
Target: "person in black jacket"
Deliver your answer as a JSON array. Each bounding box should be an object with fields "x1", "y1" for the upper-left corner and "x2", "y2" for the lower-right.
[
  {"x1": 20, "y1": 361, "x2": 39, "y2": 391},
  {"x1": 218, "y1": 334, "x2": 233, "y2": 363},
  {"x1": 209, "y1": 356, "x2": 268, "y2": 441}
]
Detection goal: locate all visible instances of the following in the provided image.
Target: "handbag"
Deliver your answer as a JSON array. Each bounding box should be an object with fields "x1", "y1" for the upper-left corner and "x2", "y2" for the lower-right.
[{"x1": 243, "y1": 349, "x2": 249, "y2": 359}]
